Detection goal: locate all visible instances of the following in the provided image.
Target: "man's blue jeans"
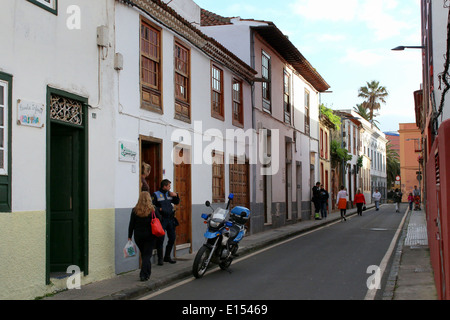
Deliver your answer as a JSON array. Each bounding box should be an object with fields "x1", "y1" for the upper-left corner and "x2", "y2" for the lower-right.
[
  {"x1": 375, "y1": 201, "x2": 380, "y2": 210},
  {"x1": 320, "y1": 202, "x2": 327, "y2": 218}
]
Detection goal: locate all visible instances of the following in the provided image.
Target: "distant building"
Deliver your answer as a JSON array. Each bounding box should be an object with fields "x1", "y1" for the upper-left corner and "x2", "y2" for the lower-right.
[
  {"x1": 200, "y1": 8, "x2": 330, "y2": 228},
  {"x1": 398, "y1": 124, "x2": 421, "y2": 202},
  {"x1": 384, "y1": 131, "x2": 400, "y2": 154}
]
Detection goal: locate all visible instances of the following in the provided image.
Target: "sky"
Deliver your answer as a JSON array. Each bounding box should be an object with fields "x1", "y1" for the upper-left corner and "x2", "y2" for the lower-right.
[{"x1": 194, "y1": 0, "x2": 423, "y2": 133}]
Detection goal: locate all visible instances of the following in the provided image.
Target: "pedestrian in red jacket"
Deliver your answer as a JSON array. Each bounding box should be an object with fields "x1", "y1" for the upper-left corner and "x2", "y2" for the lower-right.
[{"x1": 354, "y1": 189, "x2": 366, "y2": 216}]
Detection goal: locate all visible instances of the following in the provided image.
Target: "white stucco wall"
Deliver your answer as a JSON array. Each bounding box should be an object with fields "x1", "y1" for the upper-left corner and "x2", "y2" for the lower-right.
[{"x1": 0, "y1": 0, "x2": 116, "y2": 299}]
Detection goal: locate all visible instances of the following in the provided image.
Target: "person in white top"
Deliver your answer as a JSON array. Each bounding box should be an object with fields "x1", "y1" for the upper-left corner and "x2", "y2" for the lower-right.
[
  {"x1": 372, "y1": 189, "x2": 382, "y2": 211},
  {"x1": 336, "y1": 186, "x2": 348, "y2": 222}
]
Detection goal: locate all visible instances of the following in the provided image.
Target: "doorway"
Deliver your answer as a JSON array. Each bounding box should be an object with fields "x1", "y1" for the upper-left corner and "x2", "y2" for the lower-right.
[
  {"x1": 140, "y1": 136, "x2": 162, "y2": 194},
  {"x1": 296, "y1": 162, "x2": 302, "y2": 220},
  {"x1": 173, "y1": 145, "x2": 192, "y2": 251},
  {"x1": 285, "y1": 140, "x2": 292, "y2": 220},
  {"x1": 230, "y1": 158, "x2": 250, "y2": 230},
  {"x1": 47, "y1": 89, "x2": 88, "y2": 284}
]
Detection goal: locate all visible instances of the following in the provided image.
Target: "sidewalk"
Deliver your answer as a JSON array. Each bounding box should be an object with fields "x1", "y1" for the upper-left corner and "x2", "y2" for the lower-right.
[
  {"x1": 383, "y1": 207, "x2": 437, "y2": 300},
  {"x1": 42, "y1": 204, "x2": 436, "y2": 300}
]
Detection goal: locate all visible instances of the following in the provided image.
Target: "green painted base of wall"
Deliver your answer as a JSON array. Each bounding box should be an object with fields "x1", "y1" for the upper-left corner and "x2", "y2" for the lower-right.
[{"x1": 0, "y1": 209, "x2": 115, "y2": 300}]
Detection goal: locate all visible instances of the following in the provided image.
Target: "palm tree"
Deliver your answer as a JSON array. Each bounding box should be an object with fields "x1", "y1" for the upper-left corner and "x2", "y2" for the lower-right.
[
  {"x1": 358, "y1": 80, "x2": 388, "y2": 126},
  {"x1": 386, "y1": 141, "x2": 400, "y2": 189},
  {"x1": 353, "y1": 103, "x2": 380, "y2": 129}
]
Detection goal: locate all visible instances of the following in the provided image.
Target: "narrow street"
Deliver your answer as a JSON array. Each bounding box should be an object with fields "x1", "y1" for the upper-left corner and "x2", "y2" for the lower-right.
[{"x1": 139, "y1": 204, "x2": 405, "y2": 300}]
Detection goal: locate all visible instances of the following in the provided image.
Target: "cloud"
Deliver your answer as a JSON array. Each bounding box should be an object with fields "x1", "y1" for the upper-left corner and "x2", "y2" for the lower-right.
[
  {"x1": 317, "y1": 34, "x2": 347, "y2": 42},
  {"x1": 291, "y1": 0, "x2": 416, "y2": 41},
  {"x1": 359, "y1": 0, "x2": 410, "y2": 40},
  {"x1": 339, "y1": 48, "x2": 385, "y2": 67},
  {"x1": 290, "y1": 0, "x2": 358, "y2": 22}
]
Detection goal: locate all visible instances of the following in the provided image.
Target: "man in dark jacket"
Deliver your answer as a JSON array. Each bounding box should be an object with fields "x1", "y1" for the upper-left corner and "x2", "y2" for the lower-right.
[
  {"x1": 152, "y1": 179, "x2": 180, "y2": 264},
  {"x1": 312, "y1": 182, "x2": 321, "y2": 220},
  {"x1": 319, "y1": 185, "x2": 329, "y2": 219}
]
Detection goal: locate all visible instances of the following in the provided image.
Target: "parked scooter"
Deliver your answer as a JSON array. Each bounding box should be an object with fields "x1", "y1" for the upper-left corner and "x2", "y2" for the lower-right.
[{"x1": 192, "y1": 194, "x2": 250, "y2": 278}]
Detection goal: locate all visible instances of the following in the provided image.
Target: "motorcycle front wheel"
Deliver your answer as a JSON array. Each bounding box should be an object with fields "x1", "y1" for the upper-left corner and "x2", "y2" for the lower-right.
[{"x1": 193, "y1": 245, "x2": 211, "y2": 278}]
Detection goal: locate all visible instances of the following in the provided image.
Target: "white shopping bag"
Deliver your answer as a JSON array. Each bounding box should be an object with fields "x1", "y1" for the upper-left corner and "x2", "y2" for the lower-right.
[{"x1": 123, "y1": 240, "x2": 137, "y2": 258}]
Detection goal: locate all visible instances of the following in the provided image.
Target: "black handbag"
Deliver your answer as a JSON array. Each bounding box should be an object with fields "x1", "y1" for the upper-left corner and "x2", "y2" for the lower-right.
[{"x1": 363, "y1": 206, "x2": 367, "y2": 211}]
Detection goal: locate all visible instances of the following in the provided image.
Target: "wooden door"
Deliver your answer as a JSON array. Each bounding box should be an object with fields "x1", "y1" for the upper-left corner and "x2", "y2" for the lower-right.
[
  {"x1": 173, "y1": 146, "x2": 191, "y2": 248},
  {"x1": 50, "y1": 123, "x2": 81, "y2": 272},
  {"x1": 230, "y1": 160, "x2": 250, "y2": 230},
  {"x1": 229, "y1": 160, "x2": 250, "y2": 209},
  {"x1": 140, "y1": 137, "x2": 162, "y2": 194},
  {"x1": 296, "y1": 162, "x2": 302, "y2": 220}
]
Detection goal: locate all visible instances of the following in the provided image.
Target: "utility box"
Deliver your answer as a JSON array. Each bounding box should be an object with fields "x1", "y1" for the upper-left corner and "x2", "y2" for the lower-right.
[
  {"x1": 97, "y1": 26, "x2": 109, "y2": 47},
  {"x1": 114, "y1": 53, "x2": 123, "y2": 70}
]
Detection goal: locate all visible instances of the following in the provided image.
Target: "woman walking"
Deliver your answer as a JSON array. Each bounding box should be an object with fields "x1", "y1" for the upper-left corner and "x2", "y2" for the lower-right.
[
  {"x1": 128, "y1": 191, "x2": 161, "y2": 281},
  {"x1": 408, "y1": 192, "x2": 414, "y2": 211},
  {"x1": 354, "y1": 189, "x2": 366, "y2": 216},
  {"x1": 336, "y1": 186, "x2": 348, "y2": 221}
]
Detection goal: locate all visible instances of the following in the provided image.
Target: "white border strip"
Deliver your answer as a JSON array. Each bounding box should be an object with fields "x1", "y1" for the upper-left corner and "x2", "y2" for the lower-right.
[{"x1": 364, "y1": 208, "x2": 409, "y2": 300}]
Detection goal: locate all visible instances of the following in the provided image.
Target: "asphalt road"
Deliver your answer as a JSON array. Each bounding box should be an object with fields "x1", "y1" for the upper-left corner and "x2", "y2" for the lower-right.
[{"x1": 141, "y1": 204, "x2": 405, "y2": 300}]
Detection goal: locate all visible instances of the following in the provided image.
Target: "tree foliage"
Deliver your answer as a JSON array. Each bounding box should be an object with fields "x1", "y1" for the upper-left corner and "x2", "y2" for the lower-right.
[
  {"x1": 330, "y1": 140, "x2": 352, "y2": 168},
  {"x1": 320, "y1": 104, "x2": 342, "y2": 129},
  {"x1": 358, "y1": 80, "x2": 388, "y2": 123},
  {"x1": 386, "y1": 141, "x2": 400, "y2": 189}
]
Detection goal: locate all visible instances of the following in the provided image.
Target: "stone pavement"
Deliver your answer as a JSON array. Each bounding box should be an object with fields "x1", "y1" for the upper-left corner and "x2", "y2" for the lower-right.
[
  {"x1": 383, "y1": 207, "x2": 437, "y2": 300},
  {"x1": 42, "y1": 203, "x2": 437, "y2": 300}
]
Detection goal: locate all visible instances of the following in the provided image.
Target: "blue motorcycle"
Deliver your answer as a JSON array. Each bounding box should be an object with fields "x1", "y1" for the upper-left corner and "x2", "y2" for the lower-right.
[{"x1": 192, "y1": 194, "x2": 250, "y2": 278}]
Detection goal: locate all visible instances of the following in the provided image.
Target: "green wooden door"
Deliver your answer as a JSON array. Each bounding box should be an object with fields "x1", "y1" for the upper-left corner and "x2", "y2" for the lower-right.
[{"x1": 50, "y1": 123, "x2": 81, "y2": 272}]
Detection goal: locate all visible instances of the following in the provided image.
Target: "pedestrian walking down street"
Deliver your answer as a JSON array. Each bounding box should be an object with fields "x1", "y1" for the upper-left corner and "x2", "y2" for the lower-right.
[
  {"x1": 319, "y1": 185, "x2": 329, "y2": 219},
  {"x1": 128, "y1": 192, "x2": 161, "y2": 282},
  {"x1": 312, "y1": 182, "x2": 321, "y2": 220},
  {"x1": 408, "y1": 192, "x2": 414, "y2": 211},
  {"x1": 394, "y1": 188, "x2": 403, "y2": 213},
  {"x1": 372, "y1": 188, "x2": 382, "y2": 211},
  {"x1": 336, "y1": 186, "x2": 348, "y2": 221},
  {"x1": 152, "y1": 179, "x2": 180, "y2": 265},
  {"x1": 354, "y1": 189, "x2": 366, "y2": 216},
  {"x1": 413, "y1": 185, "x2": 421, "y2": 210}
]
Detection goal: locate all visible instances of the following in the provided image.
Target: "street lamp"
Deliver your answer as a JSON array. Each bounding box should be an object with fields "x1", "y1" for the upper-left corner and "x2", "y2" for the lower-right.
[{"x1": 391, "y1": 45, "x2": 426, "y2": 51}]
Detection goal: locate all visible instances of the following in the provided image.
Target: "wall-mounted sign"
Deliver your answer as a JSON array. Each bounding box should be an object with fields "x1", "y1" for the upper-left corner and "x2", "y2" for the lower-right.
[
  {"x1": 17, "y1": 99, "x2": 45, "y2": 128},
  {"x1": 119, "y1": 140, "x2": 138, "y2": 163}
]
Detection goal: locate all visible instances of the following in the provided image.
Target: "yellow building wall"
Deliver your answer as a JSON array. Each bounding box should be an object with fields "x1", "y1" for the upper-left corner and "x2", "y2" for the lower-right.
[{"x1": 0, "y1": 209, "x2": 115, "y2": 300}]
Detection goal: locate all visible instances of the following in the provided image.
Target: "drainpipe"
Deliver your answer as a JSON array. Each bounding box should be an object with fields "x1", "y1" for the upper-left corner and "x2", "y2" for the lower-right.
[{"x1": 250, "y1": 29, "x2": 257, "y2": 228}]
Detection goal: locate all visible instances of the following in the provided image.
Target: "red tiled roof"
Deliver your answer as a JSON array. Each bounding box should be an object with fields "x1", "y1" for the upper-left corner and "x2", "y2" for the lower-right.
[{"x1": 201, "y1": 9, "x2": 232, "y2": 26}]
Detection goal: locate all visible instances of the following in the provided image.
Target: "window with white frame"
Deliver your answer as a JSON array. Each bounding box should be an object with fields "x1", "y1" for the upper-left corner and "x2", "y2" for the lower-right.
[
  {"x1": 0, "y1": 72, "x2": 11, "y2": 212},
  {"x1": 27, "y1": 0, "x2": 57, "y2": 14},
  {"x1": 262, "y1": 51, "x2": 271, "y2": 112},
  {"x1": 0, "y1": 80, "x2": 8, "y2": 175}
]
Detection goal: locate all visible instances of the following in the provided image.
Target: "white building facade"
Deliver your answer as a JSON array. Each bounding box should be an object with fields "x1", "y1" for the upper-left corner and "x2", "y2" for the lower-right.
[
  {"x1": 200, "y1": 12, "x2": 330, "y2": 231},
  {"x1": 0, "y1": 0, "x2": 257, "y2": 299},
  {"x1": 0, "y1": 0, "x2": 117, "y2": 299},
  {"x1": 340, "y1": 110, "x2": 388, "y2": 202},
  {"x1": 113, "y1": 0, "x2": 256, "y2": 274}
]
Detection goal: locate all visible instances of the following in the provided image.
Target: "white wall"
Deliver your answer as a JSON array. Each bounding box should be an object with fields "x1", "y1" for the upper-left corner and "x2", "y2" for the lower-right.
[
  {"x1": 432, "y1": 2, "x2": 450, "y2": 123},
  {"x1": 115, "y1": 2, "x2": 254, "y2": 208},
  {"x1": 1, "y1": 0, "x2": 116, "y2": 212}
]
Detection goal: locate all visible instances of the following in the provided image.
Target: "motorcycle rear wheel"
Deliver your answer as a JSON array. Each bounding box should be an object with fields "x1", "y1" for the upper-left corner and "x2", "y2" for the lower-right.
[{"x1": 193, "y1": 245, "x2": 211, "y2": 278}]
